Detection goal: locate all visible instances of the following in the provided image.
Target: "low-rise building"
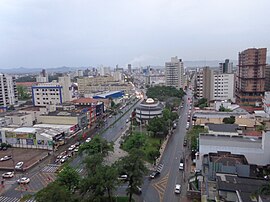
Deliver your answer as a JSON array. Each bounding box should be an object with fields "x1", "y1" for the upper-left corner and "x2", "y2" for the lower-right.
[
  {"x1": 0, "y1": 127, "x2": 65, "y2": 150},
  {"x1": 197, "y1": 131, "x2": 270, "y2": 171},
  {"x1": 135, "y1": 98, "x2": 164, "y2": 123},
  {"x1": 206, "y1": 123, "x2": 239, "y2": 136}
]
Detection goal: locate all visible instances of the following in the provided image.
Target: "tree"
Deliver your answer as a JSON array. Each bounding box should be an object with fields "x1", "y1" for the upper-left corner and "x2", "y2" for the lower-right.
[
  {"x1": 79, "y1": 136, "x2": 113, "y2": 157},
  {"x1": 223, "y1": 116, "x2": 235, "y2": 124},
  {"x1": 35, "y1": 181, "x2": 73, "y2": 202},
  {"x1": 146, "y1": 86, "x2": 185, "y2": 102},
  {"x1": 117, "y1": 149, "x2": 147, "y2": 202},
  {"x1": 17, "y1": 85, "x2": 30, "y2": 100},
  {"x1": 57, "y1": 165, "x2": 80, "y2": 192},
  {"x1": 187, "y1": 126, "x2": 208, "y2": 151},
  {"x1": 147, "y1": 117, "x2": 167, "y2": 137},
  {"x1": 122, "y1": 132, "x2": 146, "y2": 151},
  {"x1": 80, "y1": 156, "x2": 118, "y2": 202},
  {"x1": 195, "y1": 98, "x2": 208, "y2": 109}
]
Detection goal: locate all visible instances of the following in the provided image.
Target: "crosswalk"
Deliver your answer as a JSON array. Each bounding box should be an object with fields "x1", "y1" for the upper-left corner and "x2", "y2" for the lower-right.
[
  {"x1": 0, "y1": 196, "x2": 35, "y2": 202},
  {"x1": 41, "y1": 164, "x2": 60, "y2": 173}
]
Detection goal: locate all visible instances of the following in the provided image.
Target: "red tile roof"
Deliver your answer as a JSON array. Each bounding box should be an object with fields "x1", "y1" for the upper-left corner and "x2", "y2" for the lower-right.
[
  {"x1": 242, "y1": 130, "x2": 262, "y2": 137},
  {"x1": 16, "y1": 82, "x2": 38, "y2": 87}
]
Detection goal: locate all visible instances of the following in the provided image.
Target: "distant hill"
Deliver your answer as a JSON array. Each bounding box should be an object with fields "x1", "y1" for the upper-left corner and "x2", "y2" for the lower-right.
[{"x1": 0, "y1": 56, "x2": 269, "y2": 74}]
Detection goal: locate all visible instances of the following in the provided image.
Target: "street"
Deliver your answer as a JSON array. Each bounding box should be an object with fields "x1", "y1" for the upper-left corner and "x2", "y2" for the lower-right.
[
  {"x1": 0, "y1": 98, "x2": 141, "y2": 200},
  {"x1": 141, "y1": 91, "x2": 192, "y2": 202}
]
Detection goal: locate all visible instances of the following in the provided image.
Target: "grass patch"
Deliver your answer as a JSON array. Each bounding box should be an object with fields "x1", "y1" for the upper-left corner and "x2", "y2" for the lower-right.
[{"x1": 121, "y1": 132, "x2": 162, "y2": 163}]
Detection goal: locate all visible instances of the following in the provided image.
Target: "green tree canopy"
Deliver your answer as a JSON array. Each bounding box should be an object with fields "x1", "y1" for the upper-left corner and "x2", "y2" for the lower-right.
[
  {"x1": 223, "y1": 116, "x2": 236, "y2": 124},
  {"x1": 79, "y1": 135, "x2": 113, "y2": 157},
  {"x1": 57, "y1": 165, "x2": 80, "y2": 192},
  {"x1": 117, "y1": 149, "x2": 147, "y2": 202},
  {"x1": 35, "y1": 181, "x2": 74, "y2": 202},
  {"x1": 146, "y1": 86, "x2": 185, "y2": 101}
]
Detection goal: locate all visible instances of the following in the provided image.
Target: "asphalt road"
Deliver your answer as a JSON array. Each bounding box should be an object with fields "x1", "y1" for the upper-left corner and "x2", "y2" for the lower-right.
[{"x1": 141, "y1": 91, "x2": 193, "y2": 202}]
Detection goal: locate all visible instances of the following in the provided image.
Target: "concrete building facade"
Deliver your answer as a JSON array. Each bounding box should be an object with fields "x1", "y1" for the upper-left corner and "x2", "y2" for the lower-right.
[
  {"x1": 265, "y1": 65, "x2": 270, "y2": 91},
  {"x1": 165, "y1": 56, "x2": 184, "y2": 89},
  {"x1": 219, "y1": 59, "x2": 233, "y2": 74},
  {"x1": 0, "y1": 73, "x2": 18, "y2": 111},
  {"x1": 236, "y1": 48, "x2": 267, "y2": 105},
  {"x1": 195, "y1": 67, "x2": 235, "y2": 102}
]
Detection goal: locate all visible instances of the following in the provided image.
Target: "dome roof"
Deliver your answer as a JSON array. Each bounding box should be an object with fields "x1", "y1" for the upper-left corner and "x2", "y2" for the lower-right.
[{"x1": 146, "y1": 98, "x2": 155, "y2": 104}]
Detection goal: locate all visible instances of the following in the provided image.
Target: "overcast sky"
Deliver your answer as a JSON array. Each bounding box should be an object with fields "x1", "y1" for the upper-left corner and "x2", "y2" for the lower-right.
[{"x1": 0, "y1": 0, "x2": 270, "y2": 68}]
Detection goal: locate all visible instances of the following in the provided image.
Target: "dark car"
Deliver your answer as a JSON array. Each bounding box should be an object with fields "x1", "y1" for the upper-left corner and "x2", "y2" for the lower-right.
[
  {"x1": 183, "y1": 139, "x2": 187, "y2": 147},
  {"x1": 149, "y1": 171, "x2": 160, "y2": 179}
]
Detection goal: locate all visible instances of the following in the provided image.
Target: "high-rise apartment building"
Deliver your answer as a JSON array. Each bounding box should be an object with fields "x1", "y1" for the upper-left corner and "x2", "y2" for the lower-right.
[
  {"x1": 265, "y1": 65, "x2": 270, "y2": 91},
  {"x1": 0, "y1": 73, "x2": 18, "y2": 110},
  {"x1": 196, "y1": 67, "x2": 213, "y2": 101},
  {"x1": 236, "y1": 48, "x2": 267, "y2": 105},
  {"x1": 128, "y1": 64, "x2": 132, "y2": 74},
  {"x1": 165, "y1": 56, "x2": 184, "y2": 89},
  {"x1": 36, "y1": 69, "x2": 49, "y2": 83},
  {"x1": 195, "y1": 67, "x2": 235, "y2": 102},
  {"x1": 219, "y1": 59, "x2": 233, "y2": 74}
]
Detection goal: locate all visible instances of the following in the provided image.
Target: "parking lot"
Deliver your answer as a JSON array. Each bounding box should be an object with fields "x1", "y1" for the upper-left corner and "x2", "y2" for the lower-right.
[{"x1": 0, "y1": 148, "x2": 49, "y2": 171}]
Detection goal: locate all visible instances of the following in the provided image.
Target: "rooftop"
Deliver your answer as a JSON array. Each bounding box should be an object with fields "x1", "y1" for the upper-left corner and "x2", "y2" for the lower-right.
[
  {"x1": 217, "y1": 173, "x2": 268, "y2": 194},
  {"x1": 206, "y1": 123, "x2": 238, "y2": 133},
  {"x1": 208, "y1": 152, "x2": 248, "y2": 166}
]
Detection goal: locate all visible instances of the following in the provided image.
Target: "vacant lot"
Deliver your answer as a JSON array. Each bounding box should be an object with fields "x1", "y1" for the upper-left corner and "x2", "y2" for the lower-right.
[{"x1": 0, "y1": 148, "x2": 48, "y2": 171}]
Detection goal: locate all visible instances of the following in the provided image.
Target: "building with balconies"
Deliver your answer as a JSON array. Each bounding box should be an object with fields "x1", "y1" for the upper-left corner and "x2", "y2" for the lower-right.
[
  {"x1": 236, "y1": 48, "x2": 267, "y2": 105},
  {"x1": 0, "y1": 73, "x2": 18, "y2": 112}
]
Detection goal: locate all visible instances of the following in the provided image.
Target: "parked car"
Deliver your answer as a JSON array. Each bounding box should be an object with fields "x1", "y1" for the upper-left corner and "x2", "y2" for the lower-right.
[
  {"x1": 0, "y1": 155, "x2": 12, "y2": 161},
  {"x1": 183, "y1": 139, "x2": 187, "y2": 147},
  {"x1": 74, "y1": 147, "x2": 79, "y2": 152},
  {"x1": 175, "y1": 184, "x2": 181, "y2": 194},
  {"x1": 179, "y1": 161, "x2": 184, "y2": 170},
  {"x1": 118, "y1": 174, "x2": 128, "y2": 181},
  {"x1": 2, "y1": 172, "x2": 14, "y2": 178},
  {"x1": 60, "y1": 156, "x2": 68, "y2": 163},
  {"x1": 15, "y1": 161, "x2": 24, "y2": 169},
  {"x1": 17, "y1": 177, "x2": 30, "y2": 184},
  {"x1": 85, "y1": 137, "x2": 92, "y2": 143},
  {"x1": 68, "y1": 145, "x2": 76, "y2": 151},
  {"x1": 149, "y1": 171, "x2": 160, "y2": 179}
]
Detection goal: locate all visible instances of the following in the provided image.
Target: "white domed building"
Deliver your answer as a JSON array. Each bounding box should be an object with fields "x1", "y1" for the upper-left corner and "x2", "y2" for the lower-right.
[{"x1": 135, "y1": 98, "x2": 164, "y2": 123}]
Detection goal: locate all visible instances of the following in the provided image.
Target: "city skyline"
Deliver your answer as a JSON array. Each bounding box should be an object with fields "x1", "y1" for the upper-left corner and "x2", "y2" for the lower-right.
[{"x1": 0, "y1": 0, "x2": 270, "y2": 68}]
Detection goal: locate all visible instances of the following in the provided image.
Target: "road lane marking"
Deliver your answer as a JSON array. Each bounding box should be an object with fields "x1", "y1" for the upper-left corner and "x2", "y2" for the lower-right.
[{"x1": 152, "y1": 172, "x2": 169, "y2": 202}]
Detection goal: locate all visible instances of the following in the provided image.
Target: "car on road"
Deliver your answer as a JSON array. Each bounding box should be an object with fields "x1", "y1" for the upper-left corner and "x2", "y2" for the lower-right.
[
  {"x1": 0, "y1": 155, "x2": 12, "y2": 161},
  {"x1": 15, "y1": 161, "x2": 24, "y2": 169},
  {"x1": 149, "y1": 171, "x2": 160, "y2": 179},
  {"x1": 74, "y1": 147, "x2": 79, "y2": 152},
  {"x1": 126, "y1": 119, "x2": 129, "y2": 123},
  {"x1": 179, "y1": 162, "x2": 184, "y2": 170},
  {"x1": 2, "y1": 172, "x2": 14, "y2": 178},
  {"x1": 175, "y1": 184, "x2": 181, "y2": 194},
  {"x1": 109, "y1": 114, "x2": 113, "y2": 118},
  {"x1": 118, "y1": 174, "x2": 128, "y2": 181},
  {"x1": 60, "y1": 156, "x2": 68, "y2": 163},
  {"x1": 17, "y1": 177, "x2": 30, "y2": 184},
  {"x1": 68, "y1": 145, "x2": 76, "y2": 151},
  {"x1": 183, "y1": 139, "x2": 187, "y2": 147},
  {"x1": 85, "y1": 137, "x2": 92, "y2": 143}
]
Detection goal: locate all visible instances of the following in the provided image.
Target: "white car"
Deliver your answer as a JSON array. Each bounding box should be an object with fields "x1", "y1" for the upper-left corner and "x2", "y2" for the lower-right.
[
  {"x1": 2, "y1": 172, "x2": 14, "y2": 178},
  {"x1": 60, "y1": 156, "x2": 68, "y2": 163},
  {"x1": 85, "y1": 137, "x2": 92, "y2": 143},
  {"x1": 17, "y1": 177, "x2": 30, "y2": 184},
  {"x1": 15, "y1": 161, "x2": 24, "y2": 169},
  {"x1": 68, "y1": 145, "x2": 76, "y2": 151},
  {"x1": 175, "y1": 184, "x2": 181, "y2": 194},
  {"x1": 0, "y1": 155, "x2": 12, "y2": 161},
  {"x1": 179, "y1": 162, "x2": 184, "y2": 170}
]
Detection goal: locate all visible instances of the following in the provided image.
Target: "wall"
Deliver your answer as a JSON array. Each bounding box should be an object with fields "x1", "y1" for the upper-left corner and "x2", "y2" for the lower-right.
[{"x1": 38, "y1": 116, "x2": 78, "y2": 125}]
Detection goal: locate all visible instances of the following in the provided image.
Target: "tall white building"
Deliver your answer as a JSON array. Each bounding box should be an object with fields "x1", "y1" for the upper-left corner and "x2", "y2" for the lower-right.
[
  {"x1": 58, "y1": 75, "x2": 72, "y2": 102},
  {"x1": 100, "y1": 66, "x2": 111, "y2": 76},
  {"x1": 36, "y1": 69, "x2": 49, "y2": 83},
  {"x1": 0, "y1": 73, "x2": 18, "y2": 110},
  {"x1": 195, "y1": 67, "x2": 235, "y2": 102},
  {"x1": 165, "y1": 56, "x2": 184, "y2": 89},
  {"x1": 32, "y1": 76, "x2": 72, "y2": 107}
]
